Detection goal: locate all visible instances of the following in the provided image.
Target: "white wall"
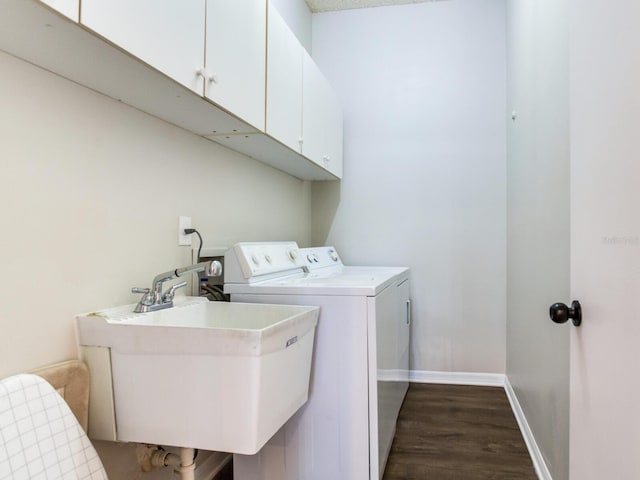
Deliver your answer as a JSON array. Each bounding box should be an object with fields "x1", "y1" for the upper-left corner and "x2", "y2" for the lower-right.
[
  {"x1": 505, "y1": 0, "x2": 570, "y2": 478},
  {"x1": 311, "y1": 0, "x2": 507, "y2": 374},
  {"x1": 0, "y1": 50, "x2": 310, "y2": 478}
]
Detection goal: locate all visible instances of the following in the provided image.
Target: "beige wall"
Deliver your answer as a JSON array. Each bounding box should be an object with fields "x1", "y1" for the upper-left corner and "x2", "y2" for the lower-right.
[
  {"x1": 0, "y1": 0, "x2": 313, "y2": 476},
  {"x1": 506, "y1": 0, "x2": 570, "y2": 478},
  {"x1": 0, "y1": 50, "x2": 311, "y2": 377}
]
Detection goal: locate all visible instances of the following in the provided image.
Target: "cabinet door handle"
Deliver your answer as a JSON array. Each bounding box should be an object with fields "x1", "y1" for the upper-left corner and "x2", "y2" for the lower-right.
[{"x1": 406, "y1": 299, "x2": 411, "y2": 325}]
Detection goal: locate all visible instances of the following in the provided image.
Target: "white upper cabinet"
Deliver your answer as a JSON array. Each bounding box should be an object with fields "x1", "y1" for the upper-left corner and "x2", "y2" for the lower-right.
[
  {"x1": 6, "y1": 0, "x2": 342, "y2": 179},
  {"x1": 266, "y1": 3, "x2": 303, "y2": 153},
  {"x1": 40, "y1": 0, "x2": 78, "y2": 21},
  {"x1": 302, "y1": 51, "x2": 343, "y2": 178},
  {"x1": 205, "y1": 0, "x2": 266, "y2": 132},
  {"x1": 81, "y1": 0, "x2": 205, "y2": 94},
  {"x1": 266, "y1": 3, "x2": 343, "y2": 178}
]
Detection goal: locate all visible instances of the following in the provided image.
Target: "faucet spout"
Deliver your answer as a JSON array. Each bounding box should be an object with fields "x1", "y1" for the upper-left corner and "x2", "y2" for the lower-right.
[
  {"x1": 175, "y1": 260, "x2": 221, "y2": 278},
  {"x1": 132, "y1": 260, "x2": 223, "y2": 313}
]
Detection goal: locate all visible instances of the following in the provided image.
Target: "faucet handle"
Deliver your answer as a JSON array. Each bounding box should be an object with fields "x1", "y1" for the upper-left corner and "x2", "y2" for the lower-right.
[
  {"x1": 163, "y1": 281, "x2": 188, "y2": 302},
  {"x1": 132, "y1": 287, "x2": 155, "y2": 312}
]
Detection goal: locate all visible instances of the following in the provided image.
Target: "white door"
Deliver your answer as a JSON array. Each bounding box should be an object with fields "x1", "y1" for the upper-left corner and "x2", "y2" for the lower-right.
[
  {"x1": 569, "y1": 0, "x2": 640, "y2": 478},
  {"x1": 81, "y1": 0, "x2": 205, "y2": 93},
  {"x1": 265, "y1": 2, "x2": 303, "y2": 153},
  {"x1": 40, "y1": 0, "x2": 78, "y2": 20},
  {"x1": 302, "y1": 51, "x2": 343, "y2": 177},
  {"x1": 205, "y1": 0, "x2": 266, "y2": 131}
]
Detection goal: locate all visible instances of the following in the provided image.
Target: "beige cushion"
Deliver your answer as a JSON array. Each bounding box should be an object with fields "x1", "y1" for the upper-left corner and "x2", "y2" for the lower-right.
[{"x1": 30, "y1": 360, "x2": 90, "y2": 433}]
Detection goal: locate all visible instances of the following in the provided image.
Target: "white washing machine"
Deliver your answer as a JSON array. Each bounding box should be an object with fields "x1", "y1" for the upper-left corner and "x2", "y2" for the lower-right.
[{"x1": 224, "y1": 242, "x2": 411, "y2": 480}]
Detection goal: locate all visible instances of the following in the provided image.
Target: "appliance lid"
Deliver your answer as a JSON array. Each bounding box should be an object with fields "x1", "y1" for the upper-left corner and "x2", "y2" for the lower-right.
[
  {"x1": 225, "y1": 265, "x2": 409, "y2": 296},
  {"x1": 224, "y1": 242, "x2": 409, "y2": 296}
]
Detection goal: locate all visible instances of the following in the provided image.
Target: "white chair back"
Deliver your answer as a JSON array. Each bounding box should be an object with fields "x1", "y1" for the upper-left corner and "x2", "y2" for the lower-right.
[{"x1": 0, "y1": 374, "x2": 108, "y2": 479}]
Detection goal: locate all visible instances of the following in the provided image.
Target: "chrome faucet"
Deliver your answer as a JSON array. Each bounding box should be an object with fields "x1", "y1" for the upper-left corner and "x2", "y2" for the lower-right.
[{"x1": 132, "y1": 260, "x2": 223, "y2": 313}]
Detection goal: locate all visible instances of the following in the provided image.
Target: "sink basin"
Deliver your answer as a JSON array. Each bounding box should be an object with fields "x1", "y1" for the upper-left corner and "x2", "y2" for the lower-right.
[{"x1": 76, "y1": 297, "x2": 319, "y2": 454}]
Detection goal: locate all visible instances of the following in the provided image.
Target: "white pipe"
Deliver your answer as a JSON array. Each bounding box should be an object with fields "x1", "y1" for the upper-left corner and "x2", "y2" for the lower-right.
[
  {"x1": 175, "y1": 447, "x2": 196, "y2": 480},
  {"x1": 137, "y1": 444, "x2": 196, "y2": 480},
  {"x1": 155, "y1": 450, "x2": 180, "y2": 469}
]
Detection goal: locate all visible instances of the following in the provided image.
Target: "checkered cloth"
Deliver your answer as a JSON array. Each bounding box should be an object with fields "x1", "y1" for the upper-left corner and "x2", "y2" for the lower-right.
[{"x1": 0, "y1": 374, "x2": 107, "y2": 479}]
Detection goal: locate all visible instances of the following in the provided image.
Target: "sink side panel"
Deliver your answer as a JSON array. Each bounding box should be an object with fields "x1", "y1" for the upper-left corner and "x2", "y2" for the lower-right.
[{"x1": 79, "y1": 346, "x2": 117, "y2": 442}]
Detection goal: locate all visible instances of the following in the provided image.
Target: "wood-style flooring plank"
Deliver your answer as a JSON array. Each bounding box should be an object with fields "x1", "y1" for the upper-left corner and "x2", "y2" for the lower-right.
[
  {"x1": 214, "y1": 457, "x2": 233, "y2": 480},
  {"x1": 382, "y1": 383, "x2": 537, "y2": 480}
]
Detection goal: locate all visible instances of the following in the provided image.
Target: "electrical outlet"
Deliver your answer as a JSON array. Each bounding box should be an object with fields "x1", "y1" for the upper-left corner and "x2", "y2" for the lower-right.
[{"x1": 178, "y1": 216, "x2": 192, "y2": 246}]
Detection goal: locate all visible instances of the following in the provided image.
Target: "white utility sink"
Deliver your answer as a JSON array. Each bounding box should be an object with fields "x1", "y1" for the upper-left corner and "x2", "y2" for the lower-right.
[{"x1": 76, "y1": 297, "x2": 319, "y2": 454}]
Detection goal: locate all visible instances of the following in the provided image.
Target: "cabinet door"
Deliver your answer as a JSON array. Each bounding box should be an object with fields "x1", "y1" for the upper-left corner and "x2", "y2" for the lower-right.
[
  {"x1": 40, "y1": 0, "x2": 78, "y2": 20},
  {"x1": 266, "y1": 3, "x2": 303, "y2": 153},
  {"x1": 302, "y1": 51, "x2": 343, "y2": 178},
  {"x1": 81, "y1": 0, "x2": 205, "y2": 94},
  {"x1": 205, "y1": 0, "x2": 266, "y2": 131}
]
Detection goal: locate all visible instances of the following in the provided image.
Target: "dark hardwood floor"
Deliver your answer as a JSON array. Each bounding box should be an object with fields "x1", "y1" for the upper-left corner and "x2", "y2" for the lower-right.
[
  {"x1": 223, "y1": 383, "x2": 535, "y2": 479},
  {"x1": 214, "y1": 457, "x2": 233, "y2": 480},
  {"x1": 383, "y1": 383, "x2": 537, "y2": 480}
]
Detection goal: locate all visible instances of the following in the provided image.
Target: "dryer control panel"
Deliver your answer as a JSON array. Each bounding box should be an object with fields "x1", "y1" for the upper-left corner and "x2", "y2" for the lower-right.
[
  {"x1": 225, "y1": 242, "x2": 305, "y2": 283},
  {"x1": 298, "y1": 247, "x2": 343, "y2": 271}
]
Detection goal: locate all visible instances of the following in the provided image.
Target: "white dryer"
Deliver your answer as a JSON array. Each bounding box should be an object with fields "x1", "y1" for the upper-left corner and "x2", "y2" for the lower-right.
[{"x1": 224, "y1": 242, "x2": 411, "y2": 480}]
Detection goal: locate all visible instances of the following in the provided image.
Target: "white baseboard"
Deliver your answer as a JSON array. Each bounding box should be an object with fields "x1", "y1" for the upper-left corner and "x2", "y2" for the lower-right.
[
  {"x1": 378, "y1": 369, "x2": 408, "y2": 382},
  {"x1": 503, "y1": 378, "x2": 552, "y2": 480},
  {"x1": 409, "y1": 370, "x2": 551, "y2": 480},
  {"x1": 409, "y1": 369, "x2": 505, "y2": 387}
]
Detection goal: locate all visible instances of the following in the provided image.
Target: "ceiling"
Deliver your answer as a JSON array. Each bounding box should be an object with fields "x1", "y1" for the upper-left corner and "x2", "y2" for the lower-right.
[{"x1": 304, "y1": 0, "x2": 444, "y2": 13}]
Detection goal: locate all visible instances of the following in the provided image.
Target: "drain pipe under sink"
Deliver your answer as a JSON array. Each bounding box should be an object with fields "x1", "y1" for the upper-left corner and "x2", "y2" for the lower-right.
[
  {"x1": 176, "y1": 447, "x2": 196, "y2": 480},
  {"x1": 138, "y1": 445, "x2": 196, "y2": 480}
]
